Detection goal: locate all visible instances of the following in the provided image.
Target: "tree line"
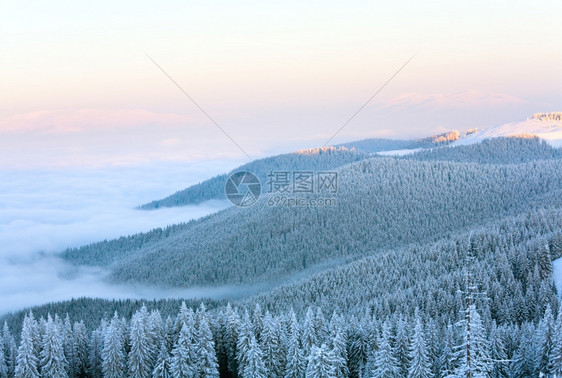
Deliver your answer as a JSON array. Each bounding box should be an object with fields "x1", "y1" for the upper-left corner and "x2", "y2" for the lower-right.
[{"x1": 4, "y1": 297, "x2": 562, "y2": 377}]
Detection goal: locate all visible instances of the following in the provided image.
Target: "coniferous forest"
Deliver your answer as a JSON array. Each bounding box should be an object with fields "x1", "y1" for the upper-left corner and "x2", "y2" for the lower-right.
[
  {"x1": 4, "y1": 137, "x2": 562, "y2": 377},
  {"x1": 4, "y1": 0, "x2": 562, "y2": 375}
]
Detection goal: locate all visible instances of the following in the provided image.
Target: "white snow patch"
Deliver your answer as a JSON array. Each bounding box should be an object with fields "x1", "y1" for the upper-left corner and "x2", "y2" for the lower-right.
[
  {"x1": 453, "y1": 116, "x2": 562, "y2": 147},
  {"x1": 376, "y1": 148, "x2": 423, "y2": 156},
  {"x1": 552, "y1": 257, "x2": 562, "y2": 296}
]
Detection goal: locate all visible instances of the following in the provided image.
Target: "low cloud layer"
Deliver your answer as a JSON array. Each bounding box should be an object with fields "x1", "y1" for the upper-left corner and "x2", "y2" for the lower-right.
[
  {"x1": 382, "y1": 90, "x2": 526, "y2": 110},
  {"x1": 0, "y1": 162, "x2": 236, "y2": 314},
  {"x1": 0, "y1": 109, "x2": 196, "y2": 134}
]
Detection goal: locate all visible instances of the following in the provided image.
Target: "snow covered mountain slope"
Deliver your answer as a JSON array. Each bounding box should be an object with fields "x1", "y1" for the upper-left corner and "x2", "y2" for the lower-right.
[{"x1": 453, "y1": 112, "x2": 562, "y2": 147}]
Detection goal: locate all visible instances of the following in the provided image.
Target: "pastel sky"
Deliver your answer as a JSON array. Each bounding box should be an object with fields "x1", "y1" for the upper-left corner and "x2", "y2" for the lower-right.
[{"x1": 1, "y1": 0, "x2": 561, "y2": 167}]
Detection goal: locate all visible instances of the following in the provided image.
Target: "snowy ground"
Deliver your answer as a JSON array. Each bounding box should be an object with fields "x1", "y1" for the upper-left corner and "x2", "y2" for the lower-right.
[
  {"x1": 453, "y1": 116, "x2": 562, "y2": 147},
  {"x1": 553, "y1": 257, "x2": 562, "y2": 296},
  {"x1": 376, "y1": 148, "x2": 422, "y2": 156}
]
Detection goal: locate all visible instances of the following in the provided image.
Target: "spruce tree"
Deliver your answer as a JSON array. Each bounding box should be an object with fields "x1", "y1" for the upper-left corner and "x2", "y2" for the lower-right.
[
  {"x1": 40, "y1": 314, "x2": 68, "y2": 378},
  {"x1": 147, "y1": 309, "x2": 163, "y2": 367},
  {"x1": 407, "y1": 314, "x2": 431, "y2": 378},
  {"x1": 236, "y1": 311, "x2": 254, "y2": 376},
  {"x1": 3, "y1": 322, "x2": 16, "y2": 377},
  {"x1": 510, "y1": 322, "x2": 536, "y2": 377},
  {"x1": 535, "y1": 304, "x2": 555, "y2": 375},
  {"x1": 62, "y1": 315, "x2": 73, "y2": 377},
  {"x1": 328, "y1": 313, "x2": 348, "y2": 378},
  {"x1": 455, "y1": 263, "x2": 492, "y2": 378},
  {"x1": 548, "y1": 303, "x2": 562, "y2": 375},
  {"x1": 305, "y1": 344, "x2": 337, "y2": 378},
  {"x1": 29, "y1": 313, "x2": 40, "y2": 361},
  {"x1": 348, "y1": 319, "x2": 369, "y2": 378},
  {"x1": 537, "y1": 242, "x2": 553, "y2": 279},
  {"x1": 455, "y1": 305, "x2": 491, "y2": 377},
  {"x1": 314, "y1": 309, "x2": 328, "y2": 346},
  {"x1": 252, "y1": 304, "x2": 264, "y2": 342},
  {"x1": 0, "y1": 333, "x2": 7, "y2": 378},
  {"x1": 170, "y1": 323, "x2": 196, "y2": 378},
  {"x1": 285, "y1": 311, "x2": 306, "y2": 378},
  {"x1": 395, "y1": 317, "x2": 410, "y2": 377},
  {"x1": 224, "y1": 304, "x2": 241, "y2": 376},
  {"x1": 195, "y1": 315, "x2": 219, "y2": 378},
  {"x1": 152, "y1": 342, "x2": 172, "y2": 378},
  {"x1": 128, "y1": 306, "x2": 153, "y2": 378},
  {"x1": 488, "y1": 322, "x2": 507, "y2": 378},
  {"x1": 173, "y1": 302, "x2": 193, "y2": 344},
  {"x1": 260, "y1": 312, "x2": 284, "y2": 378},
  {"x1": 302, "y1": 308, "x2": 317, "y2": 356},
  {"x1": 72, "y1": 321, "x2": 90, "y2": 378},
  {"x1": 439, "y1": 324, "x2": 457, "y2": 378},
  {"x1": 15, "y1": 314, "x2": 39, "y2": 378},
  {"x1": 163, "y1": 316, "x2": 174, "y2": 354},
  {"x1": 103, "y1": 314, "x2": 126, "y2": 378},
  {"x1": 242, "y1": 335, "x2": 267, "y2": 378},
  {"x1": 89, "y1": 321, "x2": 106, "y2": 377},
  {"x1": 370, "y1": 322, "x2": 400, "y2": 378}
]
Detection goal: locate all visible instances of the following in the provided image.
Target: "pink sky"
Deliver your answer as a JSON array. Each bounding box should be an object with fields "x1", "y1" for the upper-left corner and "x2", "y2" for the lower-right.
[{"x1": 1, "y1": 1, "x2": 560, "y2": 167}]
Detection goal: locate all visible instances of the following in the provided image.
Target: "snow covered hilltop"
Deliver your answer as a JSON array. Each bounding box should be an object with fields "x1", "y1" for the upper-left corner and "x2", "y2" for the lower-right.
[
  {"x1": 454, "y1": 112, "x2": 562, "y2": 147},
  {"x1": 4, "y1": 114, "x2": 562, "y2": 377}
]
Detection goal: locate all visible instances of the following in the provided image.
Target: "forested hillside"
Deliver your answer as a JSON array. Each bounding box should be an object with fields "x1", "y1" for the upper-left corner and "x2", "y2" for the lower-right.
[
  {"x1": 339, "y1": 130, "x2": 460, "y2": 153},
  {"x1": 140, "y1": 147, "x2": 368, "y2": 209},
  {"x1": 6, "y1": 137, "x2": 562, "y2": 377},
  {"x1": 337, "y1": 138, "x2": 412, "y2": 153},
  {"x1": 408, "y1": 136, "x2": 562, "y2": 164},
  {"x1": 65, "y1": 154, "x2": 562, "y2": 288},
  {"x1": 247, "y1": 208, "x2": 562, "y2": 319},
  {"x1": 138, "y1": 135, "x2": 542, "y2": 210},
  {"x1": 4, "y1": 217, "x2": 562, "y2": 377},
  {"x1": 2, "y1": 266, "x2": 562, "y2": 377}
]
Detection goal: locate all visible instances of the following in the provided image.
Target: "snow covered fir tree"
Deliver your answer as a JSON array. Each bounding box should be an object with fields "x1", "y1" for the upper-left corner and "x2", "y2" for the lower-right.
[
  {"x1": 4, "y1": 292, "x2": 562, "y2": 377},
  {"x1": 4, "y1": 134, "x2": 562, "y2": 377}
]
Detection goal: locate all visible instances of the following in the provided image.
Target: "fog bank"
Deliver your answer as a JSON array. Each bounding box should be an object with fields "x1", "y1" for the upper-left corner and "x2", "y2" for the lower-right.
[{"x1": 0, "y1": 161, "x2": 235, "y2": 314}]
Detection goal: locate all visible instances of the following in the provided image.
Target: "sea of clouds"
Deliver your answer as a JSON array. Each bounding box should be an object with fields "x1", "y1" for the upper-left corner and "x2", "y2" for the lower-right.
[{"x1": 0, "y1": 161, "x2": 239, "y2": 315}]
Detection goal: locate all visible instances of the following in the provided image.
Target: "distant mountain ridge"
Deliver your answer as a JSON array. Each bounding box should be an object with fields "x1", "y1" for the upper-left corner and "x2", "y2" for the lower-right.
[
  {"x1": 140, "y1": 131, "x2": 461, "y2": 209},
  {"x1": 65, "y1": 138, "x2": 562, "y2": 289},
  {"x1": 407, "y1": 136, "x2": 562, "y2": 164},
  {"x1": 139, "y1": 114, "x2": 561, "y2": 210},
  {"x1": 338, "y1": 130, "x2": 460, "y2": 153},
  {"x1": 139, "y1": 146, "x2": 368, "y2": 209}
]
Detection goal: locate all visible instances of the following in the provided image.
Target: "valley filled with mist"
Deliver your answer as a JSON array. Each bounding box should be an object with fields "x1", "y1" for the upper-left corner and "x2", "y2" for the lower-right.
[
  {"x1": 3, "y1": 1, "x2": 562, "y2": 375},
  {"x1": 4, "y1": 116, "x2": 562, "y2": 377}
]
